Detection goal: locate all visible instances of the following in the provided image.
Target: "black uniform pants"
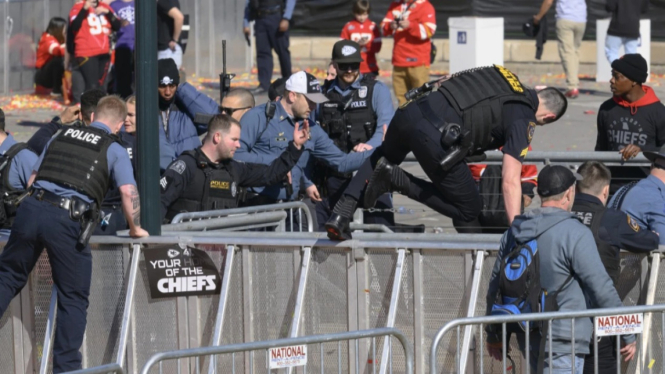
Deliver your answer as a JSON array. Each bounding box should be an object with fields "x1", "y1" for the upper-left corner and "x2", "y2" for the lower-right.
[
  {"x1": 0, "y1": 197, "x2": 90, "y2": 373},
  {"x1": 583, "y1": 336, "x2": 617, "y2": 374},
  {"x1": 316, "y1": 175, "x2": 394, "y2": 231},
  {"x1": 255, "y1": 12, "x2": 291, "y2": 90},
  {"x1": 73, "y1": 54, "x2": 110, "y2": 102},
  {"x1": 113, "y1": 46, "x2": 134, "y2": 98},
  {"x1": 342, "y1": 99, "x2": 481, "y2": 222},
  {"x1": 35, "y1": 57, "x2": 65, "y2": 92}
]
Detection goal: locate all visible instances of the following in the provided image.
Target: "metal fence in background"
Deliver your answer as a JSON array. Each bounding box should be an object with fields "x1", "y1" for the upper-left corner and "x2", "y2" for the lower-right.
[
  {"x1": 2, "y1": 234, "x2": 663, "y2": 374},
  {"x1": 0, "y1": 0, "x2": 248, "y2": 96}
]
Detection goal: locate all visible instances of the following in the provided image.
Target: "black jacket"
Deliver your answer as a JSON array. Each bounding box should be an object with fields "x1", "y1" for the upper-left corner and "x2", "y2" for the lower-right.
[{"x1": 606, "y1": 0, "x2": 648, "y2": 39}]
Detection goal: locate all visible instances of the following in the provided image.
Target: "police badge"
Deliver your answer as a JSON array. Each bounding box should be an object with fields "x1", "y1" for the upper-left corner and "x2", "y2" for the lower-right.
[
  {"x1": 358, "y1": 86, "x2": 368, "y2": 99},
  {"x1": 231, "y1": 182, "x2": 237, "y2": 197}
]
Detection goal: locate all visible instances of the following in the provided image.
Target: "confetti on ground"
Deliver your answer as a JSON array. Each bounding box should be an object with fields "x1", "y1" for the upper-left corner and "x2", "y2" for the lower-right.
[
  {"x1": 1, "y1": 94, "x2": 64, "y2": 112},
  {"x1": 584, "y1": 110, "x2": 596, "y2": 115}
]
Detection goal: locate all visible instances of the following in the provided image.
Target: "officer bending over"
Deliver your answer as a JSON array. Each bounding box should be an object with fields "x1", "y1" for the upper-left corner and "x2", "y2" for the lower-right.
[
  {"x1": 325, "y1": 66, "x2": 568, "y2": 240},
  {"x1": 572, "y1": 161, "x2": 659, "y2": 374},
  {"x1": 316, "y1": 40, "x2": 394, "y2": 230},
  {"x1": 0, "y1": 108, "x2": 38, "y2": 231},
  {"x1": 160, "y1": 114, "x2": 309, "y2": 222},
  {"x1": 0, "y1": 96, "x2": 148, "y2": 373}
]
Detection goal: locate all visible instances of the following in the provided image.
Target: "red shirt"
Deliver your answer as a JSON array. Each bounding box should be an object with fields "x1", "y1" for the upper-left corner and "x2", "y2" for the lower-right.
[
  {"x1": 340, "y1": 19, "x2": 382, "y2": 74},
  {"x1": 381, "y1": 0, "x2": 436, "y2": 68},
  {"x1": 69, "y1": 1, "x2": 114, "y2": 57},
  {"x1": 36, "y1": 32, "x2": 65, "y2": 69}
]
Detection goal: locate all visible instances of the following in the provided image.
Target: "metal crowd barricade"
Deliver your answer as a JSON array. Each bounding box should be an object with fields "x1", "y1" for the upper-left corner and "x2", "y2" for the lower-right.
[
  {"x1": 4, "y1": 234, "x2": 663, "y2": 374},
  {"x1": 404, "y1": 150, "x2": 652, "y2": 166},
  {"x1": 430, "y1": 303, "x2": 665, "y2": 374},
  {"x1": 65, "y1": 363, "x2": 125, "y2": 374},
  {"x1": 139, "y1": 327, "x2": 413, "y2": 374},
  {"x1": 169, "y1": 201, "x2": 314, "y2": 233}
]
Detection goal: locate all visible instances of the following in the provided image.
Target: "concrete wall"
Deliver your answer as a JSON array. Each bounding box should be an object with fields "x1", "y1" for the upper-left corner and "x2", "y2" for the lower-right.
[{"x1": 284, "y1": 36, "x2": 665, "y2": 71}]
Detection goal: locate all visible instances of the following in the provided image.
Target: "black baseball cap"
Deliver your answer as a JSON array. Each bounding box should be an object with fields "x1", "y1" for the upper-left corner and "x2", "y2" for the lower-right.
[
  {"x1": 285, "y1": 71, "x2": 328, "y2": 103},
  {"x1": 537, "y1": 165, "x2": 583, "y2": 197},
  {"x1": 332, "y1": 40, "x2": 364, "y2": 64},
  {"x1": 644, "y1": 144, "x2": 665, "y2": 167}
]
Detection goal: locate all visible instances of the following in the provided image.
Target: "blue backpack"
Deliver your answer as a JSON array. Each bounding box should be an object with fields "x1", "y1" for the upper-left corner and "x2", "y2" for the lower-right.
[{"x1": 491, "y1": 237, "x2": 545, "y2": 331}]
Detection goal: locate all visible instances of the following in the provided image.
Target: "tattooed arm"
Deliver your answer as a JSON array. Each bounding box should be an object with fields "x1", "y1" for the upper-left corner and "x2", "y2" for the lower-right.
[{"x1": 120, "y1": 184, "x2": 149, "y2": 238}]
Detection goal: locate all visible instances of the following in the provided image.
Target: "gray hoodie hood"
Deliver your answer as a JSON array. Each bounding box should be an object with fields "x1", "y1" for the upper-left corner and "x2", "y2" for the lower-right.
[{"x1": 511, "y1": 207, "x2": 576, "y2": 243}]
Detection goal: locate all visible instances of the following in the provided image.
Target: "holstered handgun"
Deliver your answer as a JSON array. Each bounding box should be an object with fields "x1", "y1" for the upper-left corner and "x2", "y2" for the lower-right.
[{"x1": 70, "y1": 197, "x2": 99, "y2": 247}]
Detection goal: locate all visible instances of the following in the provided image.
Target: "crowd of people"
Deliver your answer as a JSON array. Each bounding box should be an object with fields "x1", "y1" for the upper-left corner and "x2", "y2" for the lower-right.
[{"x1": 0, "y1": 0, "x2": 661, "y2": 372}]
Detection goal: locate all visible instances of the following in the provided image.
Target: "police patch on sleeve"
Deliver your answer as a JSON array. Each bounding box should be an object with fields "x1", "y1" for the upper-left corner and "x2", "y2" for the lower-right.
[
  {"x1": 160, "y1": 177, "x2": 168, "y2": 190},
  {"x1": 527, "y1": 122, "x2": 536, "y2": 143},
  {"x1": 627, "y1": 215, "x2": 640, "y2": 232},
  {"x1": 169, "y1": 160, "x2": 186, "y2": 174}
]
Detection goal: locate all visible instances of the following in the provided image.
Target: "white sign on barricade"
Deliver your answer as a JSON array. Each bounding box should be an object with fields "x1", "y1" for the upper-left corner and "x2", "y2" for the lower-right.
[
  {"x1": 595, "y1": 313, "x2": 644, "y2": 336},
  {"x1": 268, "y1": 345, "x2": 308, "y2": 369}
]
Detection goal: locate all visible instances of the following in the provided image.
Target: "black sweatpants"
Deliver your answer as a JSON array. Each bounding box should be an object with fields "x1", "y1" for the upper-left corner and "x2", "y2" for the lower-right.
[
  {"x1": 583, "y1": 336, "x2": 617, "y2": 374},
  {"x1": 114, "y1": 46, "x2": 134, "y2": 98},
  {"x1": 73, "y1": 54, "x2": 110, "y2": 102},
  {"x1": 342, "y1": 95, "x2": 481, "y2": 222},
  {"x1": 34, "y1": 57, "x2": 65, "y2": 92}
]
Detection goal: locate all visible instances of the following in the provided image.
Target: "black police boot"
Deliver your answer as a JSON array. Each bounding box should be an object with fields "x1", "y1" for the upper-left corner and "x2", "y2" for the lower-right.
[
  {"x1": 325, "y1": 195, "x2": 357, "y2": 241},
  {"x1": 439, "y1": 123, "x2": 472, "y2": 172},
  {"x1": 364, "y1": 157, "x2": 411, "y2": 209}
]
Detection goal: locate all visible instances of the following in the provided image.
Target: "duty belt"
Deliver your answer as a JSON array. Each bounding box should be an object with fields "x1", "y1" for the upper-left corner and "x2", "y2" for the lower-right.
[
  {"x1": 31, "y1": 189, "x2": 90, "y2": 212},
  {"x1": 257, "y1": 6, "x2": 282, "y2": 17}
]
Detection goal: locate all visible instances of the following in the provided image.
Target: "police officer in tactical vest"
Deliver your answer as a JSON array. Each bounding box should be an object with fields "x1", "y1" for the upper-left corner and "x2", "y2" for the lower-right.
[
  {"x1": 0, "y1": 108, "x2": 38, "y2": 232},
  {"x1": 316, "y1": 40, "x2": 395, "y2": 230},
  {"x1": 160, "y1": 114, "x2": 309, "y2": 222},
  {"x1": 325, "y1": 66, "x2": 569, "y2": 240},
  {"x1": 243, "y1": 0, "x2": 294, "y2": 94},
  {"x1": 0, "y1": 96, "x2": 148, "y2": 373},
  {"x1": 571, "y1": 161, "x2": 659, "y2": 374}
]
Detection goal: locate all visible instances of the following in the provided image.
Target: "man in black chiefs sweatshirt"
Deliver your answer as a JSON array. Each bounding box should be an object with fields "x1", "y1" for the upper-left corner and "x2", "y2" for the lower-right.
[{"x1": 595, "y1": 53, "x2": 665, "y2": 193}]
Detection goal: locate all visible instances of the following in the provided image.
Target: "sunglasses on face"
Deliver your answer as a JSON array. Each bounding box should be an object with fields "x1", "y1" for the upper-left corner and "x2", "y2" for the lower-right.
[
  {"x1": 337, "y1": 63, "x2": 360, "y2": 72},
  {"x1": 221, "y1": 106, "x2": 251, "y2": 115}
]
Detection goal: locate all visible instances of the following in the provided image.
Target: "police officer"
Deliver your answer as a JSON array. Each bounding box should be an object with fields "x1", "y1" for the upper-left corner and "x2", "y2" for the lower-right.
[
  {"x1": 243, "y1": 0, "x2": 295, "y2": 94},
  {"x1": 316, "y1": 40, "x2": 394, "y2": 231},
  {"x1": 96, "y1": 95, "x2": 137, "y2": 234},
  {"x1": 160, "y1": 114, "x2": 308, "y2": 222},
  {"x1": 0, "y1": 96, "x2": 148, "y2": 373},
  {"x1": 572, "y1": 161, "x2": 659, "y2": 374},
  {"x1": 325, "y1": 66, "x2": 568, "y2": 240},
  {"x1": 236, "y1": 71, "x2": 372, "y2": 212},
  {"x1": 609, "y1": 144, "x2": 665, "y2": 245},
  {"x1": 0, "y1": 108, "x2": 38, "y2": 232}
]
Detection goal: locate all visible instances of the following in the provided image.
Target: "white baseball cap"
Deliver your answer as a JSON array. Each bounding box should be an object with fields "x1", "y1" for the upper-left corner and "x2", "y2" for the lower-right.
[{"x1": 284, "y1": 71, "x2": 329, "y2": 104}]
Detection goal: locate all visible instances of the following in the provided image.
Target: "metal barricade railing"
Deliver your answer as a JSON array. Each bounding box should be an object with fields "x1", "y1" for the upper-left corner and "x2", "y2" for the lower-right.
[
  {"x1": 169, "y1": 202, "x2": 314, "y2": 232},
  {"x1": 430, "y1": 303, "x2": 665, "y2": 374},
  {"x1": 138, "y1": 327, "x2": 413, "y2": 374},
  {"x1": 4, "y1": 235, "x2": 663, "y2": 374},
  {"x1": 404, "y1": 151, "x2": 652, "y2": 166},
  {"x1": 65, "y1": 363, "x2": 125, "y2": 374}
]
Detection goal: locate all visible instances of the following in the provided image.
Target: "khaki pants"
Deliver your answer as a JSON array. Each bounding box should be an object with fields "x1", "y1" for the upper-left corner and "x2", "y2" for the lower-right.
[
  {"x1": 393, "y1": 65, "x2": 430, "y2": 106},
  {"x1": 556, "y1": 19, "x2": 586, "y2": 90}
]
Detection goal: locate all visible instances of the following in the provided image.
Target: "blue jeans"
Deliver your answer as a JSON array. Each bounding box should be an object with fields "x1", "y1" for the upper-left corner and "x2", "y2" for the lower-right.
[
  {"x1": 543, "y1": 353, "x2": 586, "y2": 374},
  {"x1": 605, "y1": 35, "x2": 639, "y2": 64}
]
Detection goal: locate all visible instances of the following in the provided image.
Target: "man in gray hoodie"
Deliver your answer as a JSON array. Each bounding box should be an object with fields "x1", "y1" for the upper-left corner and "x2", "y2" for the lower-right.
[{"x1": 486, "y1": 165, "x2": 636, "y2": 373}]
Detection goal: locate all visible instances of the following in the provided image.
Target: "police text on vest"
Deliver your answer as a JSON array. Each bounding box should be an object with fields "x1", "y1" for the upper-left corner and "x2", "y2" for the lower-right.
[{"x1": 64, "y1": 129, "x2": 101, "y2": 145}]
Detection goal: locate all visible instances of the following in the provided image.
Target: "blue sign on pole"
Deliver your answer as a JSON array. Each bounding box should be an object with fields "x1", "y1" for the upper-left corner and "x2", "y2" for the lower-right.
[{"x1": 457, "y1": 31, "x2": 467, "y2": 44}]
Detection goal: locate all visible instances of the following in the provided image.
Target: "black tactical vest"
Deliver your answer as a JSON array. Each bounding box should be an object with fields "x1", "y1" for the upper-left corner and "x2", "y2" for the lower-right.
[
  {"x1": 572, "y1": 200, "x2": 620, "y2": 285},
  {"x1": 0, "y1": 143, "x2": 30, "y2": 228},
  {"x1": 438, "y1": 65, "x2": 538, "y2": 155},
  {"x1": 36, "y1": 126, "x2": 116, "y2": 206},
  {"x1": 166, "y1": 149, "x2": 239, "y2": 221},
  {"x1": 320, "y1": 76, "x2": 378, "y2": 154}
]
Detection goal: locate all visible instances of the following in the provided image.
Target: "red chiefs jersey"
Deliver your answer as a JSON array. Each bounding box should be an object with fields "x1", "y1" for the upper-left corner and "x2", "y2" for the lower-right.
[
  {"x1": 36, "y1": 32, "x2": 65, "y2": 68},
  {"x1": 340, "y1": 19, "x2": 382, "y2": 74},
  {"x1": 381, "y1": 0, "x2": 436, "y2": 68},
  {"x1": 69, "y1": 1, "x2": 114, "y2": 57}
]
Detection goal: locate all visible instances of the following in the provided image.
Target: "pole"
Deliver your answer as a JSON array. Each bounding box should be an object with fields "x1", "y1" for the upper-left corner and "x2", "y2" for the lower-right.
[{"x1": 135, "y1": 0, "x2": 161, "y2": 235}]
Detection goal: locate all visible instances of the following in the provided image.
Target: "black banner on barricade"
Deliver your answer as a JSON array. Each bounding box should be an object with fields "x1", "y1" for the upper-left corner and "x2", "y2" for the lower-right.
[{"x1": 144, "y1": 245, "x2": 221, "y2": 299}]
